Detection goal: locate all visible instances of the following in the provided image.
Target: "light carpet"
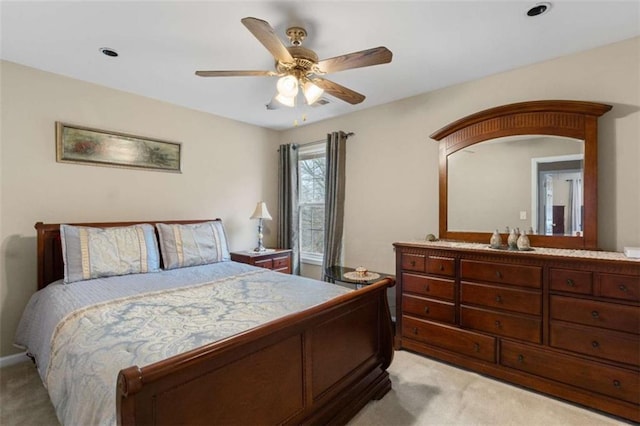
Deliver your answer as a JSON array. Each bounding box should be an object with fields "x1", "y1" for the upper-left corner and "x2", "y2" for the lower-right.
[{"x1": 0, "y1": 350, "x2": 629, "y2": 425}]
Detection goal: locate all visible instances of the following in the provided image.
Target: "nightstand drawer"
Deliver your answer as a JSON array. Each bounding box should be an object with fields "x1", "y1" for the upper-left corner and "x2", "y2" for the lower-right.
[
  {"x1": 272, "y1": 255, "x2": 291, "y2": 273},
  {"x1": 255, "y1": 258, "x2": 273, "y2": 269}
]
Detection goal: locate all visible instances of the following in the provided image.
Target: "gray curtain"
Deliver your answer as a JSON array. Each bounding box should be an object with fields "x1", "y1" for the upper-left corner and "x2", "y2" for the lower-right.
[
  {"x1": 277, "y1": 144, "x2": 300, "y2": 275},
  {"x1": 321, "y1": 131, "x2": 347, "y2": 281}
]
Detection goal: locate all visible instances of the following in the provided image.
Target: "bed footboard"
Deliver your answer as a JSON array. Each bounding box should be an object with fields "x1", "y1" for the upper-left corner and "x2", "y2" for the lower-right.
[{"x1": 117, "y1": 278, "x2": 394, "y2": 425}]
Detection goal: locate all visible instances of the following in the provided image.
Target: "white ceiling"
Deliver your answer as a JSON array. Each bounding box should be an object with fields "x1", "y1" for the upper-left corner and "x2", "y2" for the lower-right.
[{"x1": 1, "y1": 1, "x2": 639, "y2": 131}]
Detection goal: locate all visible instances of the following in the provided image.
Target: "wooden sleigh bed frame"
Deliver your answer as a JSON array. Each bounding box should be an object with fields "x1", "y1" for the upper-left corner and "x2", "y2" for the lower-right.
[{"x1": 35, "y1": 220, "x2": 395, "y2": 425}]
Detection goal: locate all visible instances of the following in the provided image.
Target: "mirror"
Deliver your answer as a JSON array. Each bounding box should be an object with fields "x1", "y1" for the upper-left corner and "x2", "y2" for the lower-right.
[
  {"x1": 448, "y1": 135, "x2": 584, "y2": 236},
  {"x1": 431, "y1": 100, "x2": 611, "y2": 249}
]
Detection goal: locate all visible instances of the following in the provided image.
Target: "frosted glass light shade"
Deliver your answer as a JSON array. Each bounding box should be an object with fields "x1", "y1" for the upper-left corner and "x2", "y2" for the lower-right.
[
  {"x1": 250, "y1": 201, "x2": 272, "y2": 220},
  {"x1": 303, "y1": 81, "x2": 324, "y2": 105},
  {"x1": 275, "y1": 93, "x2": 296, "y2": 107},
  {"x1": 276, "y1": 75, "x2": 299, "y2": 97}
]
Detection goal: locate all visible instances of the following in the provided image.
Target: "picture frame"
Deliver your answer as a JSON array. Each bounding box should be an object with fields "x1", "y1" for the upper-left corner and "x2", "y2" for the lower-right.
[{"x1": 56, "y1": 122, "x2": 182, "y2": 173}]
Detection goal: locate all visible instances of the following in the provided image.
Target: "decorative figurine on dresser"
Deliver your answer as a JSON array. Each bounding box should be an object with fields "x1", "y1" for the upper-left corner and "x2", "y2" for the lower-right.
[{"x1": 394, "y1": 101, "x2": 639, "y2": 423}]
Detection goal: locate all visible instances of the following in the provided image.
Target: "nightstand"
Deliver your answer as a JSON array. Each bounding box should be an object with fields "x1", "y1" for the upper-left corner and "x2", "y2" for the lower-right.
[{"x1": 230, "y1": 249, "x2": 292, "y2": 274}]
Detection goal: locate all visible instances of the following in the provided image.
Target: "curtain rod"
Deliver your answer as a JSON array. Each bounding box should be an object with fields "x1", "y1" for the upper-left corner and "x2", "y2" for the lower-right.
[{"x1": 297, "y1": 132, "x2": 355, "y2": 147}]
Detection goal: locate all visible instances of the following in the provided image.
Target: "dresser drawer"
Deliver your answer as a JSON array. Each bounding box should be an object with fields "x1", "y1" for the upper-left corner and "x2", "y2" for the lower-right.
[
  {"x1": 402, "y1": 273, "x2": 454, "y2": 301},
  {"x1": 596, "y1": 274, "x2": 640, "y2": 302},
  {"x1": 402, "y1": 316, "x2": 495, "y2": 363},
  {"x1": 402, "y1": 295, "x2": 455, "y2": 324},
  {"x1": 254, "y1": 258, "x2": 273, "y2": 269},
  {"x1": 460, "y1": 260, "x2": 541, "y2": 288},
  {"x1": 550, "y1": 295, "x2": 640, "y2": 334},
  {"x1": 550, "y1": 321, "x2": 640, "y2": 366},
  {"x1": 501, "y1": 340, "x2": 640, "y2": 405},
  {"x1": 460, "y1": 282, "x2": 541, "y2": 315},
  {"x1": 460, "y1": 306, "x2": 541, "y2": 343},
  {"x1": 550, "y1": 268, "x2": 593, "y2": 295},
  {"x1": 426, "y1": 256, "x2": 455, "y2": 277},
  {"x1": 401, "y1": 253, "x2": 425, "y2": 272}
]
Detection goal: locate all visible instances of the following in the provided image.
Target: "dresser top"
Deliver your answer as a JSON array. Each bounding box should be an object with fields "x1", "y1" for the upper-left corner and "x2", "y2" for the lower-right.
[{"x1": 394, "y1": 240, "x2": 640, "y2": 263}]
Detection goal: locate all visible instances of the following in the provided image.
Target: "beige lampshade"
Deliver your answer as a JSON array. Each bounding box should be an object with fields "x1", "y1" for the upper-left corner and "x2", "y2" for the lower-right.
[{"x1": 250, "y1": 201, "x2": 272, "y2": 220}]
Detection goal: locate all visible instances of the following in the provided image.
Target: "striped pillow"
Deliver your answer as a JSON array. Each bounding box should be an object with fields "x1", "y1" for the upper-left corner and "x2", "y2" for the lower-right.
[
  {"x1": 156, "y1": 221, "x2": 230, "y2": 270},
  {"x1": 60, "y1": 224, "x2": 161, "y2": 283}
]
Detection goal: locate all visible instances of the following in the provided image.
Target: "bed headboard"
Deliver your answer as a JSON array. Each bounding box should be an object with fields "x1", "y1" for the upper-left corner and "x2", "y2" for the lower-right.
[{"x1": 34, "y1": 219, "x2": 220, "y2": 290}]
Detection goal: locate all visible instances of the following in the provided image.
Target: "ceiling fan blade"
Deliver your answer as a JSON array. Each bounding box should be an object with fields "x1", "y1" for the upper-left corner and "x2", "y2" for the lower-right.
[
  {"x1": 311, "y1": 77, "x2": 365, "y2": 105},
  {"x1": 241, "y1": 17, "x2": 294, "y2": 63},
  {"x1": 317, "y1": 47, "x2": 392, "y2": 74},
  {"x1": 195, "y1": 70, "x2": 277, "y2": 77}
]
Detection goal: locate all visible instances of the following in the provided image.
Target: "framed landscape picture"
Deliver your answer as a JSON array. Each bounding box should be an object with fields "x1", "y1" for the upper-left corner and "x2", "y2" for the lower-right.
[{"x1": 56, "y1": 122, "x2": 181, "y2": 173}]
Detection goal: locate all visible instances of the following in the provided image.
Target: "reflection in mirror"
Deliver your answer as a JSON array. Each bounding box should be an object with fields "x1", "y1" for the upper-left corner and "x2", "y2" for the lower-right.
[{"x1": 447, "y1": 135, "x2": 584, "y2": 236}]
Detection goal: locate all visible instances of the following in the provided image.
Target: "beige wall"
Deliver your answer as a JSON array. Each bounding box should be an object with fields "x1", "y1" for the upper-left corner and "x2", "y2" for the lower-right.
[
  {"x1": 0, "y1": 61, "x2": 280, "y2": 357},
  {"x1": 281, "y1": 37, "x2": 640, "y2": 278}
]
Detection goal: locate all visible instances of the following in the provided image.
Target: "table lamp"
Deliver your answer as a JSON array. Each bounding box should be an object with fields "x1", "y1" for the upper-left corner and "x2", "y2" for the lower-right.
[{"x1": 250, "y1": 201, "x2": 272, "y2": 252}]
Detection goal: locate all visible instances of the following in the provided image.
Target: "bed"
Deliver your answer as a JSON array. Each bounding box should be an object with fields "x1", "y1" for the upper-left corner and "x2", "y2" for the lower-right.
[{"x1": 15, "y1": 219, "x2": 395, "y2": 425}]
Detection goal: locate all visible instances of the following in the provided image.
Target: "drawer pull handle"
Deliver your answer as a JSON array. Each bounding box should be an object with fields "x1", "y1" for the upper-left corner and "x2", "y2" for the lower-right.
[
  {"x1": 495, "y1": 295, "x2": 502, "y2": 303},
  {"x1": 566, "y1": 279, "x2": 575, "y2": 287},
  {"x1": 619, "y1": 284, "x2": 628, "y2": 292},
  {"x1": 592, "y1": 340, "x2": 600, "y2": 348},
  {"x1": 439, "y1": 265, "x2": 445, "y2": 271},
  {"x1": 425, "y1": 285, "x2": 430, "y2": 292},
  {"x1": 494, "y1": 320, "x2": 501, "y2": 328},
  {"x1": 473, "y1": 343, "x2": 480, "y2": 353},
  {"x1": 517, "y1": 354, "x2": 524, "y2": 363},
  {"x1": 410, "y1": 260, "x2": 416, "y2": 267},
  {"x1": 412, "y1": 327, "x2": 419, "y2": 335},
  {"x1": 591, "y1": 310, "x2": 600, "y2": 319},
  {"x1": 613, "y1": 380, "x2": 621, "y2": 389},
  {"x1": 424, "y1": 306, "x2": 430, "y2": 314},
  {"x1": 496, "y1": 271, "x2": 503, "y2": 279}
]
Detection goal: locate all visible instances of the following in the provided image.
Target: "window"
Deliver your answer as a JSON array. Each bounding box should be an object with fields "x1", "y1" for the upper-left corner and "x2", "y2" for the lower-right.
[{"x1": 298, "y1": 143, "x2": 326, "y2": 265}]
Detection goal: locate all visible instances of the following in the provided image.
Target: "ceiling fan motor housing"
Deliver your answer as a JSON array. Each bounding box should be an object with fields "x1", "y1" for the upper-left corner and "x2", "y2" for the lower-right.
[{"x1": 276, "y1": 46, "x2": 319, "y2": 76}]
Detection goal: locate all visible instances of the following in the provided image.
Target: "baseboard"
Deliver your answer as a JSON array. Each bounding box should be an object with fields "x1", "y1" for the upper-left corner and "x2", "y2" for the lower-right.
[{"x1": 0, "y1": 352, "x2": 29, "y2": 368}]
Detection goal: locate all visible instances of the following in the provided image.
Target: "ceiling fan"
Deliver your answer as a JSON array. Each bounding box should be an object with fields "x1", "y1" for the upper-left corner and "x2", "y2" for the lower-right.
[{"x1": 195, "y1": 17, "x2": 393, "y2": 107}]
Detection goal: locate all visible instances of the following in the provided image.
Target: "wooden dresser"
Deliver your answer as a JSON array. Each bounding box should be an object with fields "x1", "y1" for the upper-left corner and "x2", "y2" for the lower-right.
[{"x1": 394, "y1": 241, "x2": 640, "y2": 422}]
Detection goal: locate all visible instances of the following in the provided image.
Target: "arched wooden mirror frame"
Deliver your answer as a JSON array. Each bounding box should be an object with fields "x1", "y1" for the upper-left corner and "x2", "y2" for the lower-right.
[{"x1": 431, "y1": 100, "x2": 612, "y2": 250}]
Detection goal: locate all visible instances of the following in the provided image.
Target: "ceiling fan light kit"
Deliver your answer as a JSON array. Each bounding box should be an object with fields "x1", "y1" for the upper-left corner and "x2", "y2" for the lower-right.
[{"x1": 196, "y1": 17, "x2": 393, "y2": 109}]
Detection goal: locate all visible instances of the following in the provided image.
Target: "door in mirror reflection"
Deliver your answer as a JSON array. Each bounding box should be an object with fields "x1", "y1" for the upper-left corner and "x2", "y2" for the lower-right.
[
  {"x1": 536, "y1": 156, "x2": 583, "y2": 236},
  {"x1": 447, "y1": 135, "x2": 584, "y2": 236}
]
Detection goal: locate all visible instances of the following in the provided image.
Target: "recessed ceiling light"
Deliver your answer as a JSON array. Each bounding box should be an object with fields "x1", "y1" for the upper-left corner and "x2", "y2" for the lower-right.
[
  {"x1": 527, "y1": 2, "x2": 551, "y2": 17},
  {"x1": 99, "y1": 47, "x2": 118, "y2": 57}
]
